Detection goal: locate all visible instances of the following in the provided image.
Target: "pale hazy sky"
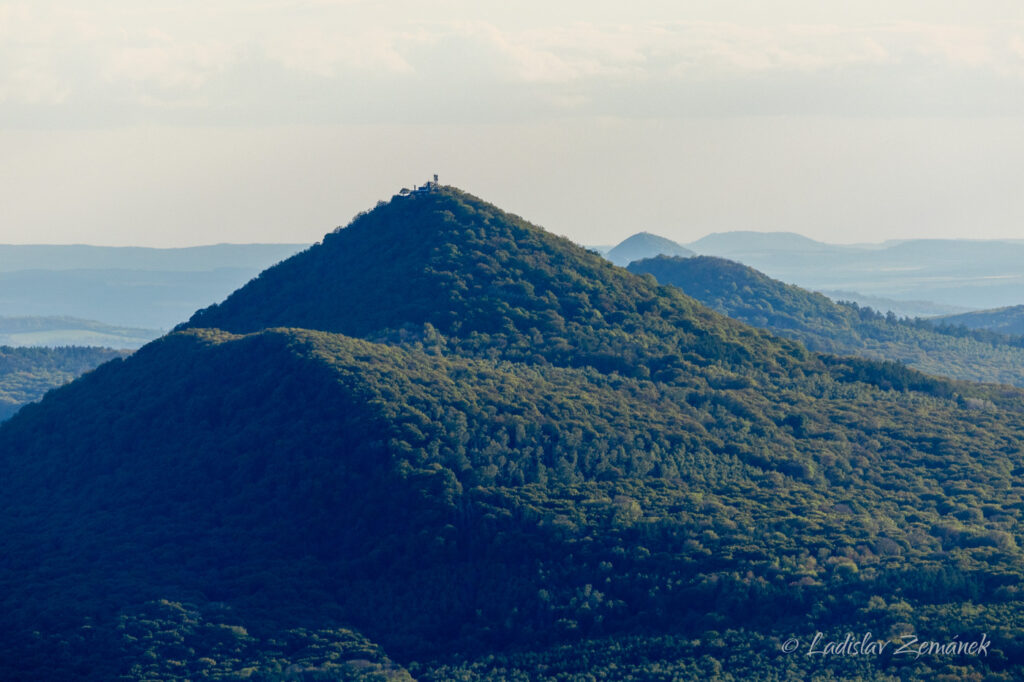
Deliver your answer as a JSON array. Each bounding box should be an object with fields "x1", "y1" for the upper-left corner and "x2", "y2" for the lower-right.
[{"x1": 4, "y1": 1, "x2": 1024, "y2": 246}]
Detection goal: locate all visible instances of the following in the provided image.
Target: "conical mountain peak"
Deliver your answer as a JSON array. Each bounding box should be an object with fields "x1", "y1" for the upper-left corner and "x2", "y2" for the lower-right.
[
  {"x1": 183, "y1": 185, "x2": 602, "y2": 337},
  {"x1": 181, "y1": 186, "x2": 794, "y2": 378}
]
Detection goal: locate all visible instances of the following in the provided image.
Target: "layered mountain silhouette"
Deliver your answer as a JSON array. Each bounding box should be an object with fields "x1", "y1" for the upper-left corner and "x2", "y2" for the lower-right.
[
  {"x1": 0, "y1": 243, "x2": 307, "y2": 330},
  {"x1": 687, "y1": 230, "x2": 841, "y2": 255},
  {"x1": 604, "y1": 232, "x2": 694, "y2": 266},
  {"x1": 684, "y1": 232, "x2": 1024, "y2": 311},
  {"x1": 817, "y1": 289, "x2": 968, "y2": 318},
  {"x1": 630, "y1": 254, "x2": 1024, "y2": 387},
  {"x1": 2, "y1": 186, "x2": 1024, "y2": 679}
]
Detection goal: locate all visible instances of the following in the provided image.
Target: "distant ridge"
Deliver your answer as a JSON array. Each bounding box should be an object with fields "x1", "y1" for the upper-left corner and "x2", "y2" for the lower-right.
[
  {"x1": 680, "y1": 232, "x2": 1024, "y2": 310},
  {"x1": 817, "y1": 290, "x2": 970, "y2": 318},
  {"x1": 687, "y1": 230, "x2": 839, "y2": 254},
  {"x1": 605, "y1": 232, "x2": 693, "y2": 266},
  {"x1": 933, "y1": 304, "x2": 1024, "y2": 336},
  {"x1": 0, "y1": 243, "x2": 307, "y2": 272},
  {"x1": 0, "y1": 243, "x2": 309, "y2": 329},
  {"x1": 0, "y1": 316, "x2": 159, "y2": 349}
]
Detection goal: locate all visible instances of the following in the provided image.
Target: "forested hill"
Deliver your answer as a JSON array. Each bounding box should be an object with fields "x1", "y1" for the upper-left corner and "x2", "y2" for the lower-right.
[
  {"x1": 0, "y1": 345, "x2": 126, "y2": 421},
  {"x1": 630, "y1": 254, "x2": 1024, "y2": 387},
  {"x1": 181, "y1": 187, "x2": 822, "y2": 378},
  {"x1": 4, "y1": 187, "x2": 1024, "y2": 679},
  {"x1": 6, "y1": 325, "x2": 1024, "y2": 679}
]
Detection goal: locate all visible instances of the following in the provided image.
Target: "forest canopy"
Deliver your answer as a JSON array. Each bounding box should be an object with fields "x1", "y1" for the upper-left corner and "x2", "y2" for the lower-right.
[{"x1": 2, "y1": 187, "x2": 1023, "y2": 680}]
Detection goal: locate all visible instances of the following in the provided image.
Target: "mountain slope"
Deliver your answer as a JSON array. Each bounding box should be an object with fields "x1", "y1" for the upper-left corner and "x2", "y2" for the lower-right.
[
  {"x1": 6, "y1": 324, "x2": 1024, "y2": 679},
  {"x1": 4, "y1": 187, "x2": 1024, "y2": 679},
  {"x1": 605, "y1": 232, "x2": 694, "y2": 266},
  {"x1": 181, "y1": 186, "x2": 807, "y2": 380},
  {"x1": 630, "y1": 254, "x2": 1024, "y2": 387},
  {"x1": 0, "y1": 326, "x2": 796, "y2": 676}
]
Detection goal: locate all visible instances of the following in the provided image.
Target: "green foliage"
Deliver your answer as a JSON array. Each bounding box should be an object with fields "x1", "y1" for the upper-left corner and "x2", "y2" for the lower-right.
[
  {"x1": 3, "y1": 189, "x2": 1024, "y2": 679},
  {"x1": 0, "y1": 345, "x2": 125, "y2": 420},
  {"x1": 630, "y1": 254, "x2": 1024, "y2": 387},
  {"x1": 118, "y1": 600, "x2": 413, "y2": 681},
  {"x1": 181, "y1": 188, "x2": 806, "y2": 382}
]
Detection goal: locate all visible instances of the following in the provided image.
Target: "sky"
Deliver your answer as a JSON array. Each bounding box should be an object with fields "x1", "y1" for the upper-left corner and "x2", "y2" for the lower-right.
[{"x1": 3, "y1": 1, "x2": 1024, "y2": 247}]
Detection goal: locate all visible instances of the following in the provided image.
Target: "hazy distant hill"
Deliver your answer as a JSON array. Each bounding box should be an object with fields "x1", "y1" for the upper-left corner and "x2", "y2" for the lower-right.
[
  {"x1": 0, "y1": 244, "x2": 306, "y2": 329},
  {"x1": 933, "y1": 304, "x2": 1024, "y2": 336},
  {"x1": 0, "y1": 345, "x2": 125, "y2": 421},
  {"x1": 605, "y1": 232, "x2": 693, "y2": 266},
  {"x1": 882, "y1": 238, "x2": 1024, "y2": 264},
  {"x1": 0, "y1": 268, "x2": 278, "y2": 329},
  {"x1": 629, "y1": 254, "x2": 1024, "y2": 387},
  {"x1": 0, "y1": 243, "x2": 306, "y2": 272},
  {"x1": 4, "y1": 187, "x2": 1024, "y2": 679},
  {"x1": 0, "y1": 316, "x2": 158, "y2": 349},
  {"x1": 817, "y1": 289, "x2": 969, "y2": 318},
  {"x1": 683, "y1": 232, "x2": 1024, "y2": 310},
  {"x1": 687, "y1": 230, "x2": 843, "y2": 255}
]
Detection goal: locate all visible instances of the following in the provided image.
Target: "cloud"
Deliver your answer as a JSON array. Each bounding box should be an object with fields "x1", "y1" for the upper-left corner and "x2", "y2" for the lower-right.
[{"x1": 3, "y1": 2, "x2": 1024, "y2": 126}]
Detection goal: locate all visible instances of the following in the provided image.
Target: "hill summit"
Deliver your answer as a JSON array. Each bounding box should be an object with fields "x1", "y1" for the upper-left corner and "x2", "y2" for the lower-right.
[
  {"x1": 605, "y1": 232, "x2": 694, "y2": 266},
  {"x1": 181, "y1": 185, "x2": 799, "y2": 378}
]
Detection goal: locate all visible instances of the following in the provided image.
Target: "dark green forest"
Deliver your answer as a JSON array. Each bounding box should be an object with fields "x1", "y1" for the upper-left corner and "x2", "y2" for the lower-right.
[
  {"x1": 2, "y1": 187, "x2": 1023, "y2": 680},
  {"x1": 0, "y1": 345, "x2": 125, "y2": 420},
  {"x1": 629, "y1": 254, "x2": 1024, "y2": 388}
]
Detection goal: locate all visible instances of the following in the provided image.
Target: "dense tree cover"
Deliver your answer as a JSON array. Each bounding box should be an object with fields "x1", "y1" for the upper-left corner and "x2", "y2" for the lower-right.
[
  {"x1": 116, "y1": 600, "x2": 413, "y2": 681},
  {"x1": 3, "y1": 188, "x2": 1024, "y2": 679},
  {"x1": 4, "y1": 328, "x2": 1024, "y2": 679},
  {"x1": 630, "y1": 255, "x2": 1024, "y2": 387},
  {"x1": 0, "y1": 344, "x2": 125, "y2": 420},
  {"x1": 181, "y1": 188, "x2": 810, "y2": 381}
]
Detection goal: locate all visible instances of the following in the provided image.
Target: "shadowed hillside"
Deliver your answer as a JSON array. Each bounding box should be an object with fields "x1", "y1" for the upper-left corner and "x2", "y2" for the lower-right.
[{"x1": 3, "y1": 187, "x2": 1024, "y2": 679}]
